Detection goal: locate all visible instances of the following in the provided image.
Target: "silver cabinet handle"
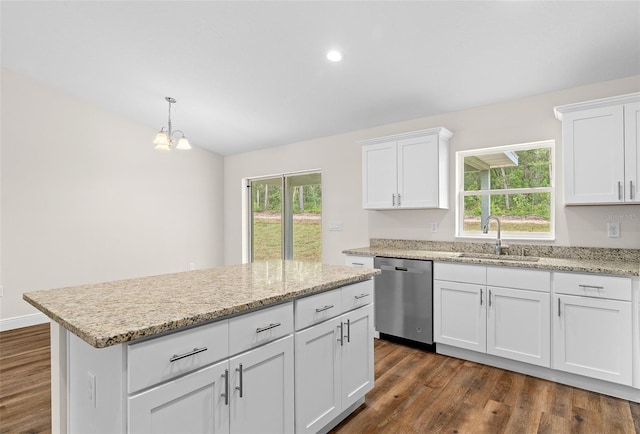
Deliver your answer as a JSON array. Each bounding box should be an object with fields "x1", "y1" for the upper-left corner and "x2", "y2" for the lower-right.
[
  {"x1": 558, "y1": 298, "x2": 561, "y2": 317},
  {"x1": 235, "y1": 363, "x2": 243, "y2": 398},
  {"x1": 392, "y1": 194, "x2": 396, "y2": 206},
  {"x1": 315, "y1": 305, "x2": 334, "y2": 313},
  {"x1": 618, "y1": 181, "x2": 623, "y2": 200},
  {"x1": 398, "y1": 193, "x2": 401, "y2": 206},
  {"x1": 346, "y1": 319, "x2": 351, "y2": 343},
  {"x1": 354, "y1": 293, "x2": 370, "y2": 299},
  {"x1": 169, "y1": 347, "x2": 207, "y2": 363},
  {"x1": 578, "y1": 284, "x2": 604, "y2": 291},
  {"x1": 630, "y1": 181, "x2": 634, "y2": 200},
  {"x1": 221, "y1": 369, "x2": 229, "y2": 405},
  {"x1": 480, "y1": 288, "x2": 483, "y2": 305},
  {"x1": 352, "y1": 262, "x2": 364, "y2": 267},
  {"x1": 256, "y1": 322, "x2": 281, "y2": 333},
  {"x1": 488, "y1": 289, "x2": 492, "y2": 307},
  {"x1": 337, "y1": 322, "x2": 344, "y2": 346}
]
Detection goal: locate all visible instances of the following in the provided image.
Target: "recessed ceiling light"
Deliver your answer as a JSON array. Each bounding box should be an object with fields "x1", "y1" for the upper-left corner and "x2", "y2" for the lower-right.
[{"x1": 327, "y1": 50, "x2": 343, "y2": 62}]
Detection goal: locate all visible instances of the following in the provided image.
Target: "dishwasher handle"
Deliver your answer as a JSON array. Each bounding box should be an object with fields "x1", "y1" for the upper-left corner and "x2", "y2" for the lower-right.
[{"x1": 379, "y1": 265, "x2": 426, "y2": 274}]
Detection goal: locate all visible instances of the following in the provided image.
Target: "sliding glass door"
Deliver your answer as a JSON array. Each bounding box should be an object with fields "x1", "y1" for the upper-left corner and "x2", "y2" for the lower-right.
[{"x1": 249, "y1": 172, "x2": 321, "y2": 262}]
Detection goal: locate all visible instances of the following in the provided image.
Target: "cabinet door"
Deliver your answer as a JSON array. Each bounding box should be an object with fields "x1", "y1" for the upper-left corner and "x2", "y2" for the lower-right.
[
  {"x1": 397, "y1": 134, "x2": 440, "y2": 208},
  {"x1": 229, "y1": 336, "x2": 294, "y2": 434},
  {"x1": 563, "y1": 105, "x2": 625, "y2": 204},
  {"x1": 553, "y1": 295, "x2": 632, "y2": 385},
  {"x1": 486, "y1": 287, "x2": 550, "y2": 367},
  {"x1": 624, "y1": 101, "x2": 640, "y2": 202},
  {"x1": 341, "y1": 304, "x2": 375, "y2": 409},
  {"x1": 294, "y1": 317, "x2": 342, "y2": 434},
  {"x1": 362, "y1": 141, "x2": 397, "y2": 209},
  {"x1": 128, "y1": 359, "x2": 229, "y2": 434},
  {"x1": 434, "y1": 280, "x2": 486, "y2": 352}
]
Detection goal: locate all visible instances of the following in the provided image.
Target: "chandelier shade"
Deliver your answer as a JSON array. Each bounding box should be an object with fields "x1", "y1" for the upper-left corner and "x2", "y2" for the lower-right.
[{"x1": 154, "y1": 97, "x2": 191, "y2": 151}]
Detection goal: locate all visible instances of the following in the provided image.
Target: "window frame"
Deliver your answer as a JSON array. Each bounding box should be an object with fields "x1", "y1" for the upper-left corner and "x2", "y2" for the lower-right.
[{"x1": 455, "y1": 140, "x2": 556, "y2": 241}]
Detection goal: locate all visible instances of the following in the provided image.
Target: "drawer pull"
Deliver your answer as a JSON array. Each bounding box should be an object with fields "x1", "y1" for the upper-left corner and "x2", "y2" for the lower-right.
[
  {"x1": 315, "y1": 305, "x2": 334, "y2": 313},
  {"x1": 256, "y1": 322, "x2": 281, "y2": 334},
  {"x1": 169, "y1": 347, "x2": 208, "y2": 363},
  {"x1": 352, "y1": 262, "x2": 364, "y2": 267},
  {"x1": 354, "y1": 293, "x2": 370, "y2": 299},
  {"x1": 578, "y1": 284, "x2": 604, "y2": 291}
]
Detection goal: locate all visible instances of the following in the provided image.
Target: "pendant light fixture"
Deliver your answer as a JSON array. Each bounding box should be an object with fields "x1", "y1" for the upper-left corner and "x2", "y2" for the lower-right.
[{"x1": 153, "y1": 96, "x2": 191, "y2": 151}]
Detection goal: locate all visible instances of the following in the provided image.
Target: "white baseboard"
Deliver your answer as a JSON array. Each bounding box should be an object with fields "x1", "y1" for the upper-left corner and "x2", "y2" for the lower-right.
[{"x1": 0, "y1": 312, "x2": 49, "y2": 331}]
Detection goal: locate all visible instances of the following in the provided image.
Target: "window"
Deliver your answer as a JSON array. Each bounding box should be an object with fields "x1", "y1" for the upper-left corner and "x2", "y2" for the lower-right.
[
  {"x1": 247, "y1": 171, "x2": 322, "y2": 262},
  {"x1": 456, "y1": 140, "x2": 554, "y2": 240}
]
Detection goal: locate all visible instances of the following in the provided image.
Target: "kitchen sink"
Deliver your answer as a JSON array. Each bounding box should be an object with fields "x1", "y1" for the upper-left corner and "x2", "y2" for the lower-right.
[{"x1": 456, "y1": 252, "x2": 540, "y2": 262}]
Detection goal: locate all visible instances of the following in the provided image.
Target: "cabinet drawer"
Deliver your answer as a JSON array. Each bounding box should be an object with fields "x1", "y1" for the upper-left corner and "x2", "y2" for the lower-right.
[
  {"x1": 434, "y1": 262, "x2": 485, "y2": 284},
  {"x1": 128, "y1": 319, "x2": 229, "y2": 394},
  {"x1": 487, "y1": 266, "x2": 551, "y2": 292},
  {"x1": 295, "y1": 289, "x2": 342, "y2": 331},
  {"x1": 229, "y1": 302, "x2": 294, "y2": 355},
  {"x1": 553, "y1": 272, "x2": 632, "y2": 301},
  {"x1": 341, "y1": 279, "x2": 374, "y2": 312},
  {"x1": 345, "y1": 255, "x2": 374, "y2": 268}
]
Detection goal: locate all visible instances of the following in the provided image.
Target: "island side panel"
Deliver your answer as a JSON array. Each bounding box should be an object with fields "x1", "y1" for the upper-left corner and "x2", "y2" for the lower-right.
[
  {"x1": 68, "y1": 333, "x2": 126, "y2": 433},
  {"x1": 50, "y1": 322, "x2": 67, "y2": 434}
]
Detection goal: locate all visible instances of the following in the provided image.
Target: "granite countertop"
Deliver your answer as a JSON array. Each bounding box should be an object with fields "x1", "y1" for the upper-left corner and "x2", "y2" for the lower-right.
[
  {"x1": 23, "y1": 260, "x2": 380, "y2": 349},
  {"x1": 343, "y1": 242, "x2": 640, "y2": 277}
]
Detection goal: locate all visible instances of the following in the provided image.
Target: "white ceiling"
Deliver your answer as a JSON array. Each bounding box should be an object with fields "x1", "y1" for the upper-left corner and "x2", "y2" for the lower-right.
[{"x1": 2, "y1": 1, "x2": 639, "y2": 156}]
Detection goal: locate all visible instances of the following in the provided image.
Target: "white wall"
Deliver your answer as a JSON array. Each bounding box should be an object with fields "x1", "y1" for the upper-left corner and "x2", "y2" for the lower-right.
[
  {"x1": 224, "y1": 75, "x2": 640, "y2": 265},
  {"x1": 0, "y1": 68, "x2": 225, "y2": 327}
]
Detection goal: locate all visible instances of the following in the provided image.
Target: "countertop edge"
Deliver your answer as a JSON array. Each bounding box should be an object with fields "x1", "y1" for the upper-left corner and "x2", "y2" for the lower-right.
[{"x1": 23, "y1": 270, "x2": 380, "y2": 349}]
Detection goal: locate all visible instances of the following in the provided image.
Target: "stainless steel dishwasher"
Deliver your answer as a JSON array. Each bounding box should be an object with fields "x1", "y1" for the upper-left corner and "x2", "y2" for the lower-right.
[{"x1": 373, "y1": 257, "x2": 433, "y2": 345}]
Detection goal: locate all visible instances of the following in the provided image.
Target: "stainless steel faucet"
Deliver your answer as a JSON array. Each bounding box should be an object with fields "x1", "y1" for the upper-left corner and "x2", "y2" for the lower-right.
[{"x1": 482, "y1": 215, "x2": 503, "y2": 255}]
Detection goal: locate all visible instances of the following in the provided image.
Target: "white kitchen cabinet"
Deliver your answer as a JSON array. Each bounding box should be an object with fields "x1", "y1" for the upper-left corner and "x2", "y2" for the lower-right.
[
  {"x1": 434, "y1": 279, "x2": 486, "y2": 352},
  {"x1": 552, "y1": 272, "x2": 633, "y2": 386},
  {"x1": 434, "y1": 263, "x2": 551, "y2": 367},
  {"x1": 128, "y1": 360, "x2": 229, "y2": 434},
  {"x1": 294, "y1": 284, "x2": 374, "y2": 434},
  {"x1": 554, "y1": 92, "x2": 640, "y2": 204},
  {"x1": 360, "y1": 128, "x2": 452, "y2": 209},
  {"x1": 486, "y1": 286, "x2": 550, "y2": 366},
  {"x1": 229, "y1": 336, "x2": 294, "y2": 434},
  {"x1": 344, "y1": 254, "x2": 374, "y2": 269}
]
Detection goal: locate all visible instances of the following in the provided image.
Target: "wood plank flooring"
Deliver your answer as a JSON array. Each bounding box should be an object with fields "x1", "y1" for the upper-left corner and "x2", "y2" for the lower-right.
[
  {"x1": 0, "y1": 323, "x2": 51, "y2": 434},
  {"x1": 332, "y1": 338, "x2": 640, "y2": 434},
  {"x1": 1, "y1": 325, "x2": 638, "y2": 433}
]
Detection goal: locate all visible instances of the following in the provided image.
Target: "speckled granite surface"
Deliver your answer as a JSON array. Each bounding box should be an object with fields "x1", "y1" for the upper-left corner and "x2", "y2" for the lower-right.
[
  {"x1": 343, "y1": 239, "x2": 640, "y2": 276},
  {"x1": 23, "y1": 261, "x2": 380, "y2": 348}
]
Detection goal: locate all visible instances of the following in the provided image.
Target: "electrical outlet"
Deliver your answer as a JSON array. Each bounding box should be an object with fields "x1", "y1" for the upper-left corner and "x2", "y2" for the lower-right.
[
  {"x1": 88, "y1": 371, "x2": 96, "y2": 408},
  {"x1": 607, "y1": 222, "x2": 620, "y2": 238},
  {"x1": 431, "y1": 223, "x2": 438, "y2": 233},
  {"x1": 189, "y1": 262, "x2": 195, "y2": 271},
  {"x1": 0, "y1": 285, "x2": 3, "y2": 297}
]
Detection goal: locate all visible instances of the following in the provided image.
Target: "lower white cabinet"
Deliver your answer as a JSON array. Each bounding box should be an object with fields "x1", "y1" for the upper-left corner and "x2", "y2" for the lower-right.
[
  {"x1": 344, "y1": 255, "x2": 374, "y2": 268},
  {"x1": 434, "y1": 280, "x2": 486, "y2": 352},
  {"x1": 295, "y1": 303, "x2": 374, "y2": 433},
  {"x1": 129, "y1": 335, "x2": 294, "y2": 434},
  {"x1": 434, "y1": 263, "x2": 551, "y2": 367},
  {"x1": 129, "y1": 359, "x2": 229, "y2": 433},
  {"x1": 552, "y1": 272, "x2": 633, "y2": 386}
]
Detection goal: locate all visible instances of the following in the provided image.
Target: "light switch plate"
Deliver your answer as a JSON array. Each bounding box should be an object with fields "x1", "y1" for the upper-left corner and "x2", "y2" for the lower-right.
[
  {"x1": 329, "y1": 221, "x2": 343, "y2": 231},
  {"x1": 607, "y1": 222, "x2": 620, "y2": 238}
]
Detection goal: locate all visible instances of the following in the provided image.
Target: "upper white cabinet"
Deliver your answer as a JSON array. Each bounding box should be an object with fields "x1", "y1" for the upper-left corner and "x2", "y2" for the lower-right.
[
  {"x1": 554, "y1": 93, "x2": 640, "y2": 204},
  {"x1": 360, "y1": 128, "x2": 453, "y2": 209}
]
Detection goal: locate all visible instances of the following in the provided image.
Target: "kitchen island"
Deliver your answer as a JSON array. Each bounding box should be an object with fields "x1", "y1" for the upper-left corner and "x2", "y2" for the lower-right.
[{"x1": 24, "y1": 260, "x2": 380, "y2": 433}]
